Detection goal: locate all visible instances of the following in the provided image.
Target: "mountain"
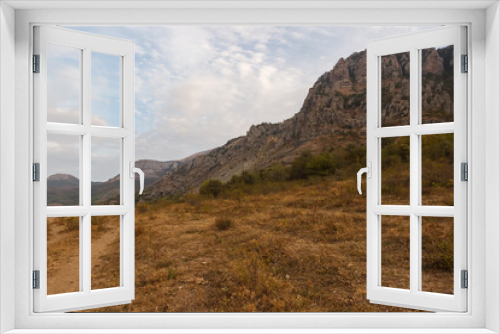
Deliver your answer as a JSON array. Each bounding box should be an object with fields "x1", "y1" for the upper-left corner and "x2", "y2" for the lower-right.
[
  {"x1": 146, "y1": 46, "x2": 453, "y2": 198},
  {"x1": 46, "y1": 154, "x2": 212, "y2": 205},
  {"x1": 131, "y1": 154, "x2": 212, "y2": 190},
  {"x1": 47, "y1": 174, "x2": 80, "y2": 206},
  {"x1": 48, "y1": 173, "x2": 79, "y2": 186},
  {"x1": 46, "y1": 46, "x2": 453, "y2": 204}
]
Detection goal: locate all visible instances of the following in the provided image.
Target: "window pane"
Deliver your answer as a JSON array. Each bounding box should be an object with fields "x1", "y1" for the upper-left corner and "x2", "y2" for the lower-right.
[
  {"x1": 91, "y1": 137, "x2": 121, "y2": 205},
  {"x1": 421, "y1": 217, "x2": 454, "y2": 294},
  {"x1": 91, "y1": 52, "x2": 121, "y2": 127},
  {"x1": 47, "y1": 217, "x2": 80, "y2": 295},
  {"x1": 421, "y1": 134, "x2": 454, "y2": 206},
  {"x1": 91, "y1": 216, "x2": 120, "y2": 290},
  {"x1": 381, "y1": 215, "x2": 410, "y2": 290},
  {"x1": 421, "y1": 45, "x2": 454, "y2": 124},
  {"x1": 381, "y1": 52, "x2": 410, "y2": 127},
  {"x1": 47, "y1": 44, "x2": 81, "y2": 124},
  {"x1": 47, "y1": 134, "x2": 80, "y2": 206},
  {"x1": 381, "y1": 137, "x2": 410, "y2": 205}
]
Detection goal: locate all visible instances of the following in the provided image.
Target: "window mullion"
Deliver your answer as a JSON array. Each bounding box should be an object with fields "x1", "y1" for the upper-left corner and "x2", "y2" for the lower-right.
[
  {"x1": 416, "y1": 48, "x2": 423, "y2": 293},
  {"x1": 409, "y1": 47, "x2": 420, "y2": 294},
  {"x1": 82, "y1": 47, "x2": 92, "y2": 294}
]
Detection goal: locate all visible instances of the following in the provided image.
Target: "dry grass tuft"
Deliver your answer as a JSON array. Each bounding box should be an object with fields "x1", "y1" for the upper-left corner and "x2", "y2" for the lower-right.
[{"x1": 214, "y1": 217, "x2": 234, "y2": 231}]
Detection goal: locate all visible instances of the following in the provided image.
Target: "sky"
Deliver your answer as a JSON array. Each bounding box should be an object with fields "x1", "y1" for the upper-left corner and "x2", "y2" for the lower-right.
[{"x1": 47, "y1": 25, "x2": 434, "y2": 182}]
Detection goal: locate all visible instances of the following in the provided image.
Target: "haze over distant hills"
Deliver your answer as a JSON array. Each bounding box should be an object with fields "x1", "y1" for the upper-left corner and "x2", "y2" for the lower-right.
[{"x1": 47, "y1": 47, "x2": 453, "y2": 205}]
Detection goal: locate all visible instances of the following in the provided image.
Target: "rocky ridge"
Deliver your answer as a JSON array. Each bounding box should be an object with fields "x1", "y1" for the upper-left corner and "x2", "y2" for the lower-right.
[{"x1": 146, "y1": 46, "x2": 453, "y2": 198}]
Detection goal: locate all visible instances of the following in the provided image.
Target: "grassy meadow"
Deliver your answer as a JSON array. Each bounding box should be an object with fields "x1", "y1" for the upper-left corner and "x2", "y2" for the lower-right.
[{"x1": 47, "y1": 137, "x2": 454, "y2": 312}]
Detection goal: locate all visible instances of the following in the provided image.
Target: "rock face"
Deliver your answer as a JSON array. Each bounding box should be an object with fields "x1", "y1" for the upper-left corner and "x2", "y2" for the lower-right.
[
  {"x1": 423, "y1": 49, "x2": 444, "y2": 76},
  {"x1": 421, "y1": 46, "x2": 454, "y2": 122},
  {"x1": 146, "y1": 46, "x2": 453, "y2": 198},
  {"x1": 380, "y1": 52, "x2": 411, "y2": 126}
]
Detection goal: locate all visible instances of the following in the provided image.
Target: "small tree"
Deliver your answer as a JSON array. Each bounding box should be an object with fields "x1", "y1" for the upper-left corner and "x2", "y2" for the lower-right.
[{"x1": 199, "y1": 179, "x2": 224, "y2": 197}]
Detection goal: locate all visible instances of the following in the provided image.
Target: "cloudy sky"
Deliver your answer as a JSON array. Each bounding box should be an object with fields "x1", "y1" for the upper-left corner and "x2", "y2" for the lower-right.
[{"x1": 47, "y1": 25, "x2": 434, "y2": 181}]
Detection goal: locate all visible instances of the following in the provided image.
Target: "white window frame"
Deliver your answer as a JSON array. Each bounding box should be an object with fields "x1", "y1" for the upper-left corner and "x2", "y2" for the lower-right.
[
  {"x1": 1, "y1": 1, "x2": 499, "y2": 333},
  {"x1": 33, "y1": 25, "x2": 136, "y2": 313},
  {"x1": 365, "y1": 26, "x2": 467, "y2": 312}
]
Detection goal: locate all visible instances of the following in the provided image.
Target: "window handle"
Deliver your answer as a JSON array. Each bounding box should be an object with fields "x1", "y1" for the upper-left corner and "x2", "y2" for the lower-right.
[
  {"x1": 357, "y1": 162, "x2": 371, "y2": 195},
  {"x1": 129, "y1": 162, "x2": 145, "y2": 195}
]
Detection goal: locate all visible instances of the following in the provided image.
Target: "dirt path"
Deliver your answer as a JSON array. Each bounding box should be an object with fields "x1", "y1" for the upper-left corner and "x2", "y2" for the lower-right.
[{"x1": 47, "y1": 220, "x2": 119, "y2": 295}]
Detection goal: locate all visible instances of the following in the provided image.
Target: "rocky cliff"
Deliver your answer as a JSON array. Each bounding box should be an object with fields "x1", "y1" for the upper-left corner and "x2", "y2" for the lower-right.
[{"x1": 146, "y1": 46, "x2": 453, "y2": 198}]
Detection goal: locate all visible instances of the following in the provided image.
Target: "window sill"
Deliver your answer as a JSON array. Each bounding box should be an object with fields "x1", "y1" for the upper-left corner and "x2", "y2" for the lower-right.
[{"x1": 4, "y1": 329, "x2": 497, "y2": 334}]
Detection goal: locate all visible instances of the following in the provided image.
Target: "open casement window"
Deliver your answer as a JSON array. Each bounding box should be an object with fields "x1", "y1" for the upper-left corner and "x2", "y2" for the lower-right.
[
  {"x1": 33, "y1": 26, "x2": 141, "y2": 312},
  {"x1": 363, "y1": 26, "x2": 467, "y2": 312}
]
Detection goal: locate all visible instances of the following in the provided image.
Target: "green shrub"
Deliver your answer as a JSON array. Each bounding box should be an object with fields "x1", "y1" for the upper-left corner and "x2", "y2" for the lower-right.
[
  {"x1": 228, "y1": 174, "x2": 243, "y2": 185},
  {"x1": 290, "y1": 151, "x2": 314, "y2": 180},
  {"x1": 381, "y1": 137, "x2": 410, "y2": 167},
  {"x1": 261, "y1": 164, "x2": 289, "y2": 182},
  {"x1": 306, "y1": 152, "x2": 337, "y2": 176},
  {"x1": 241, "y1": 171, "x2": 257, "y2": 185},
  {"x1": 199, "y1": 179, "x2": 224, "y2": 197}
]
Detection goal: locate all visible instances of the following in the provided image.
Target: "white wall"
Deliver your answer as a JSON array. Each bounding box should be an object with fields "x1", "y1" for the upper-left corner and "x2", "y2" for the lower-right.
[
  {"x1": 486, "y1": 2, "x2": 500, "y2": 332},
  {"x1": 0, "y1": 2, "x2": 16, "y2": 333}
]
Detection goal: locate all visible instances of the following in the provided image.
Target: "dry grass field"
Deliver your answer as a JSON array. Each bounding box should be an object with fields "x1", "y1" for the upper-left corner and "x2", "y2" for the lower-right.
[{"x1": 47, "y1": 171, "x2": 454, "y2": 312}]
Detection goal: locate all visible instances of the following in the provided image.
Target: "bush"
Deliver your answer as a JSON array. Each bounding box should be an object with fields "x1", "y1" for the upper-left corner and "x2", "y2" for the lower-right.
[
  {"x1": 228, "y1": 174, "x2": 243, "y2": 185},
  {"x1": 290, "y1": 151, "x2": 314, "y2": 180},
  {"x1": 241, "y1": 171, "x2": 257, "y2": 185},
  {"x1": 381, "y1": 137, "x2": 410, "y2": 167},
  {"x1": 261, "y1": 164, "x2": 289, "y2": 182},
  {"x1": 199, "y1": 179, "x2": 224, "y2": 197},
  {"x1": 214, "y1": 217, "x2": 233, "y2": 231},
  {"x1": 306, "y1": 152, "x2": 337, "y2": 176}
]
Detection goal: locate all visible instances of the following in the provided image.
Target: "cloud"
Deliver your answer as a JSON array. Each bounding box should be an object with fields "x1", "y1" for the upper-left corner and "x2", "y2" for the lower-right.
[
  {"x1": 47, "y1": 44, "x2": 81, "y2": 124},
  {"x1": 91, "y1": 137, "x2": 121, "y2": 181},
  {"x1": 47, "y1": 134, "x2": 79, "y2": 178}
]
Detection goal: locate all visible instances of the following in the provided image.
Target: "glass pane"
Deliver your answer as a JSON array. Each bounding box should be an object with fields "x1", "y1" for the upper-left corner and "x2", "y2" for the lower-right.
[
  {"x1": 47, "y1": 44, "x2": 81, "y2": 124},
  {"x1": 421, "y1": 217, "x2": 454, "y2": 294},
  {"x1": 421, "y1": 45, "x2": 454, "y2": 124},
  {"x1": 381, "y1": 52, "x2": 410, "y2": 127},
  {"x1": 381, "y1": 215, "x2": 410, "y2": 290},
  {"x1": 47, "y1": 134, "x2": 80, "y2": 206},
  {"x1": 421, "y1": 134, "x2": 454, "y2": 206},
  {"x1": 91, "y1": 216, "x2": 120, "y2": 290},
  {"x1": 381, "y1": 137, "x2": 410, "y2": 205},
  {"x1": 91, "y1": 52, "x2": 121, "y2": 127},
  {"x1": 47, "y1": 217, "x2": 80, "y2": 295},
  {"x1": 91, "y1": 137, "x2": 121, "y2": 205}
]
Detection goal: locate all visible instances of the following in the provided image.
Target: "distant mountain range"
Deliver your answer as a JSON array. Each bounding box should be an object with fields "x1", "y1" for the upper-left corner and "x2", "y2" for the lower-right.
[
  {"x1": 47, "y1": 47, "x2": 453, "y2": 205},
  {"x1": 47, "y1": 151, "x2": 212, "y2": 205}
]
